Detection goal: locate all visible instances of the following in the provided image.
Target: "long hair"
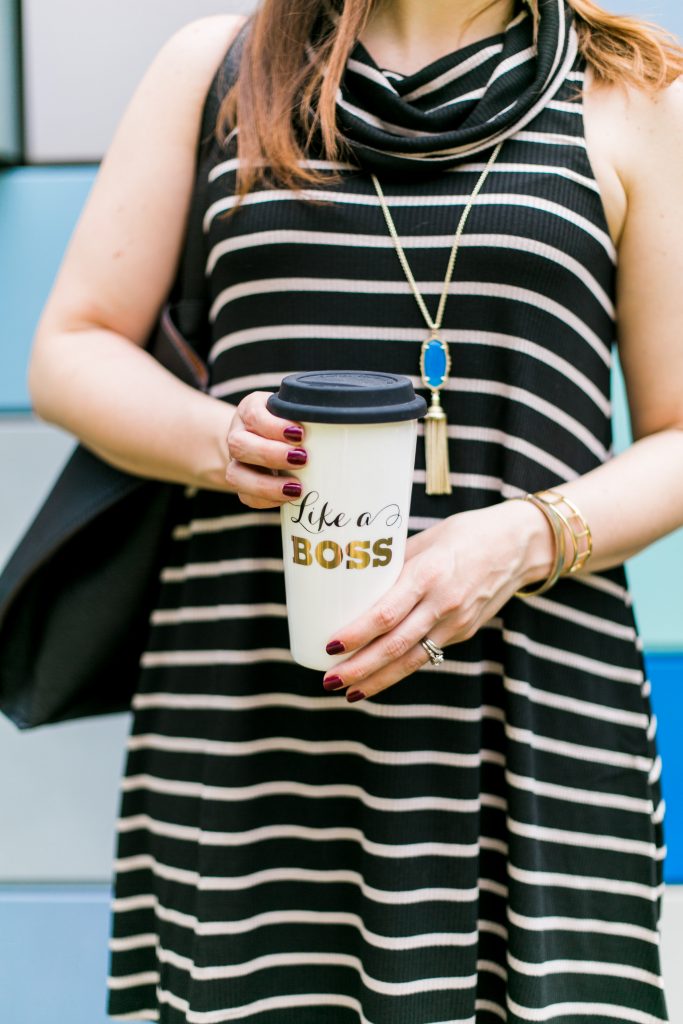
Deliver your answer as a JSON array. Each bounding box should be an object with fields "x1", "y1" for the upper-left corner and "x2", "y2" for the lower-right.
[{"x1": 216, "y1": 0, "x2": 683, "y2": 206}]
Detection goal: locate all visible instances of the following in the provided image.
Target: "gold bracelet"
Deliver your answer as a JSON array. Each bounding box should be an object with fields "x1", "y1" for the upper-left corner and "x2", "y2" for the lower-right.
[
  {"x1": 534, "y1": 490, "x2": 592, "y2": 575},
  {"x1": 513, "y1": 493, "x2": 567, "y2": 598}
]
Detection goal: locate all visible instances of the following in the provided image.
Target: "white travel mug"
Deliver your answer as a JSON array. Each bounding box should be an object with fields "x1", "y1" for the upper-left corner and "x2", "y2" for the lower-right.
[{"x1": 267, "y1": 371, "x2": 427, "y2": 671}]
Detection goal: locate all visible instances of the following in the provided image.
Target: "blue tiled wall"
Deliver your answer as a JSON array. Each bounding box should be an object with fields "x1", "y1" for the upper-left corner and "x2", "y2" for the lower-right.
[
  {"x1": 649, "y1": 655, "x2": 683, "y2": 880},
  {"x1": 0, "y1": 167, "x2": 97, "y2": 408},
  {"x1": 0, "y1": 885, "x2": 113, "y2": 1024},
  {"x1": 0, "y1": 0, "x2": 681, "y2": 905},
  {"x1": 0, "y1": 3, "x2": 682, "y2": 1022}
]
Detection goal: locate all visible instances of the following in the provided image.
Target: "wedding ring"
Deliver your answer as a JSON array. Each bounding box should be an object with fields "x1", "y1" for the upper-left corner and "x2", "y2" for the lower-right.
[{"x1": 420, "y1": 636, "x2": 444, "y2": 666}]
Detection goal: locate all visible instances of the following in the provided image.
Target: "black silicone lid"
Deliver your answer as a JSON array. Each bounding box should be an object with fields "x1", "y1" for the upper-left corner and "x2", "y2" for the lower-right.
[{"x1": 267, "y1": 371, "x2": 427, "y2": 424}]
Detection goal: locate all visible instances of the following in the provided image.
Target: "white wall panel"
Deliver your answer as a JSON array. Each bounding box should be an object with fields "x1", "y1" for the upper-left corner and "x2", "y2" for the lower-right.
[
  {"x1": 662, "y1": 887, "x2": 683, "y2": 1019},
  {"x1": 0, "y1": 712, "x2": 131, "y2": 881},
  {"x1": 22, "y1": 1, "x2": 681, "y2": 164},
  {"x1": 22, "y1": 0, "x2": 255, "y2": 163}
]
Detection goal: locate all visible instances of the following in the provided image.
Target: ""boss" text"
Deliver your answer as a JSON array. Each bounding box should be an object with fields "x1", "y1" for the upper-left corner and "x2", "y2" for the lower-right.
[{"x1": 291, "y1": 535, "x2": 393, "y2": 570}]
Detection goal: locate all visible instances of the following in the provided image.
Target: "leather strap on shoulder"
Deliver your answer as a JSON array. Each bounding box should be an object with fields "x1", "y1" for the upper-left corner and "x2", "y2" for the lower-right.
[{"x1": 170, "y1": 17, "x2": 253, "y2": 353}]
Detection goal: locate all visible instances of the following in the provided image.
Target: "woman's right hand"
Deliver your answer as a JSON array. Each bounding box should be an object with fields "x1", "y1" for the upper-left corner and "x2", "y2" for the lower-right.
[{"x1": 225, "y1": 391, "x2": 307, "y2": 509}]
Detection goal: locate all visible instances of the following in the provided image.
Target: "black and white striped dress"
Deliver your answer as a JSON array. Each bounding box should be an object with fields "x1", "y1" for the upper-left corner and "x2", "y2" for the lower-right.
[{"x1": 106, "y1": 14, "x2": 669, "y2": 1024}]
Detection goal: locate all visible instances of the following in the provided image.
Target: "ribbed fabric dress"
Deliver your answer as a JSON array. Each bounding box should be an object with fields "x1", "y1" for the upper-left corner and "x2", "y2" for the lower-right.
[{"x1": 106, "y1": 4, "x2": 669, "y2": 1022}]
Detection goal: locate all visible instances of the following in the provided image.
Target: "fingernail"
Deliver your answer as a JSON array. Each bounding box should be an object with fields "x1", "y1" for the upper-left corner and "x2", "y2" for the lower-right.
[
  {"x1": 286, "y1": 448, "x2": 308, "y2": 466},
  {"x1": 283, "y1": 426, "x2": 303, "y2": 442},
  {"x1": 323, "y1": 675, "x2": 345, "y2": 691},
  {"x1": 282, "y1": 481, "x2": 302, "y2": 497},
  {"x1": 326, "y1": 639, "x2": 345, "y2": 655},
  {"x1": 346, "y1": 689, "x2": 366, "y2": 703}
]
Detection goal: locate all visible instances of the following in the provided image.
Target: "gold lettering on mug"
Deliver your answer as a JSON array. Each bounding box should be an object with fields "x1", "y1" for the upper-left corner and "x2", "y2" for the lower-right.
[
  {"x1": 291, "y1": 535, "x2": 393, "y2": 570},
  {"x1": 292, "y1": 536, "x2": 312, "y2": 565},
  {"x1": 316, "y1": 540, "x2": 344, "y2": 570},
  {"x1": 372, "y1": 538, "x2": 393, "y2": 567},
  {"x1": 345, "y1": 540, "x2": 371, "y2": 570}
]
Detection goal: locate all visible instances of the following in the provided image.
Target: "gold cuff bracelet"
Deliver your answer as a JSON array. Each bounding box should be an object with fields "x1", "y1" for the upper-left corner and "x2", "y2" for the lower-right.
[{"x1": 513, "y1": 489, "x2": 592, "y2": 599}]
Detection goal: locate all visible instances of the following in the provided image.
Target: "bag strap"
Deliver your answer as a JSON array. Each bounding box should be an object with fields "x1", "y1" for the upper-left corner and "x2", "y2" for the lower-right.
[{"x1": 169, "y1": 17, "x2": 252, "y2": 356}]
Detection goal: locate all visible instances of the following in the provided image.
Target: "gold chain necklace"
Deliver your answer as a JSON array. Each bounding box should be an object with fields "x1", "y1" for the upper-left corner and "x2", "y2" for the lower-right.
[{"x1": 370, "y1": 140, "x2": 503, "y2": 495}]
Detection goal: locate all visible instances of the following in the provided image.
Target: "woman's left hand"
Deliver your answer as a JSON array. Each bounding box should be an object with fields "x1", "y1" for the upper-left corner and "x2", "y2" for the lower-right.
[{"x1": 321, "y1": 498, "x2": 552, "y2": 701}]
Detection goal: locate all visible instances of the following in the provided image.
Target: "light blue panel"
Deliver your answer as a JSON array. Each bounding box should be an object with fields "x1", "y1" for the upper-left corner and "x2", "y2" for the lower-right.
[
  {"x1": 608, "y1": 0, "x2": 683, "y2": 38},
  {"x1": 648, "y1": 654, "x2": 683, "y2": 883},
  {"x1": 628, "y1": 539, "x2": 683, "y2": 651},
  {"x1": 0, "y1": 885, "x2": 113, "y2": 1024},
  {"x1": 0, "y1": 0, "x2": 20, "y2": 162},
  {"x1": 612, "y1": 358, "x2": 683, "y2": 650},
  {"x1": 0, "y1": 166, "x2": 97, "y2": 410}
]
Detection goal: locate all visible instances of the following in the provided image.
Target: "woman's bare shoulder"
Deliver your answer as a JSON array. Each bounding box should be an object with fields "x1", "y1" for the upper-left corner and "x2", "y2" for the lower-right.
[
  {"x1": 583, "y1": 66, "x2": 683, "y2": 245},
  {"x1": 612, "y1": 74, "x2": 683, "y2": 188},
  {"x1": 128, "y1": 14, "x2": 248, "y2": 135},
  {"x1": 115, "y1": 15, "x2": 248, "y2": 165}
]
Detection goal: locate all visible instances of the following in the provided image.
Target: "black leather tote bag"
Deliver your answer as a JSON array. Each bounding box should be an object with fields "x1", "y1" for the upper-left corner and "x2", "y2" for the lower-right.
[{"x1": 0, "y1": 21, "x2": 250, "y2": 730}]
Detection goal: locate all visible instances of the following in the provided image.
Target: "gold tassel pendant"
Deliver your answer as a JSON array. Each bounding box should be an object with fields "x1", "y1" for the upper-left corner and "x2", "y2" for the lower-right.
[
  {"x1": 420, "y1": 333, "x2": 452, "y2": 495},
  {"x1": 424, "y1": 390, "x2": 452, "y2": 495}
]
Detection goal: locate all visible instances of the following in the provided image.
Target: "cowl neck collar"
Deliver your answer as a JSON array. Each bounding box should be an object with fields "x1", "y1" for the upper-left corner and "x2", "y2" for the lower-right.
[{"x1": 332, "y1": 0, "x2": 577, "y2": 176}]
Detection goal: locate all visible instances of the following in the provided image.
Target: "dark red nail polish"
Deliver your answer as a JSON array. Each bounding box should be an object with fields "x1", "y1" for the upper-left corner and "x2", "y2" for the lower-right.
[
  {"x1": 326, "y1": 639, "x2": 345, "y2": 655},
  {"x1": 283, "y1": 426, "x2": 303, "y2": 442},
  {"x1": 323, "y1": 675, "x2": 345, "y2": 692},
  {"x1": 282, "y1": 481, "x2": 302, "y2": 497},
  {"x1": 346, "y1": 689, "x2": 365, "y2": 703},
  {"x1": 286, "y1": 448, "x2": 308, "y2": 466}
]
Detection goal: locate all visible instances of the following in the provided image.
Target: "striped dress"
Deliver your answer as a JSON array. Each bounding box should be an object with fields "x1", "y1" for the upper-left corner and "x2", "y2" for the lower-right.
[{"x1": 106, "y1": 21, "x2": 669, "y2": 1024}]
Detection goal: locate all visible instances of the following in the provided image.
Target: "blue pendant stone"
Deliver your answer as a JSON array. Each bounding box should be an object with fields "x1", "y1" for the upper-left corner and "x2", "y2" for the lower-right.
[{"x1": 423, "y1": 337, "x2": 448, "y2": 389}]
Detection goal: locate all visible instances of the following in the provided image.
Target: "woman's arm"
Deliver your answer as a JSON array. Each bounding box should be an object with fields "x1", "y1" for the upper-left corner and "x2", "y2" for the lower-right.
[
  {"x1": 318, "y1": 78, "x2": 683, "y2": 698},
  {"x1": 27, "y1": 15, "x2": 246, "y2": 492},
  {"x1": 548, "y1": 76, "x2": 683, "y2": 573}
]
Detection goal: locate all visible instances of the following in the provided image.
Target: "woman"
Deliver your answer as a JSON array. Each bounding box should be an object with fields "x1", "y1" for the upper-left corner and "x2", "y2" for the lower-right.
[{"x1": 27, "y1": 0, "x2": 683, "y2": 1020}]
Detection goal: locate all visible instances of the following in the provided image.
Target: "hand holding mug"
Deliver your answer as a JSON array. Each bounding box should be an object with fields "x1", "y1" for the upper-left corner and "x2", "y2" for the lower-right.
[
  {"x1": 318, "y1": 500, "x2": 544, "y2": 701},
  {"x1": 225, "y1": 391, "x2": 306, "y2": 509}
]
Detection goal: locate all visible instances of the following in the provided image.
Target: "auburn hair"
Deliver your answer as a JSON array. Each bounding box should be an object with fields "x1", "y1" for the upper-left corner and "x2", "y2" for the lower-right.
[{"x1": 216, "y1": 0, "x2": 683, "y2": 207}]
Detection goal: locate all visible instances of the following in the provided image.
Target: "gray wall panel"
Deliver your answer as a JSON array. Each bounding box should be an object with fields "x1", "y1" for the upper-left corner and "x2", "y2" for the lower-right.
[
  {"x1": 0, "y1": 713, "x2": 130, "y2": 881},
  {"x1": 0, "y1": 417, "x2": 130, "y2": 882},
  {"x1": 22, "y1": 0, "x2": 255, "y2": 163}
]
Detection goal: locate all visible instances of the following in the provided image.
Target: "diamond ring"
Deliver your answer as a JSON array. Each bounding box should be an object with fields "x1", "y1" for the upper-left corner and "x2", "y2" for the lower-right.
[{"x1": 420, "y1": 636, "x2": 444, "y2": 666}]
